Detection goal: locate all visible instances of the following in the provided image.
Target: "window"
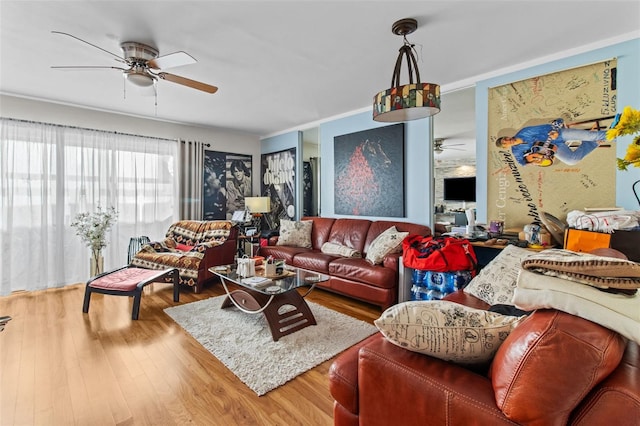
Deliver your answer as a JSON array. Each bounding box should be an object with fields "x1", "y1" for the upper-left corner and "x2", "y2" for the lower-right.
[{"x1": 0, "y1": 118, "x2": 179, "y2": 295}]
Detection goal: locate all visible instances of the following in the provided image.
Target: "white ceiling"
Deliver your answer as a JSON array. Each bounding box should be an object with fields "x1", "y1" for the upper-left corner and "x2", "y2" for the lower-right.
[{"x1": 1, "y1": 1, "x2": 639, "y2": 156}]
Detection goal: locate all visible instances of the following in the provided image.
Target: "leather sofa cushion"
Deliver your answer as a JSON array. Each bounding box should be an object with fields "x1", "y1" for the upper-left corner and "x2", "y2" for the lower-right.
[
  {"x1": 258, "y1": 245, "x2": 309, "y2": 265},
  {"x1": 302, "y1": 216, "x2": 336, "y2": 250},
  {"x1": 329, "y1": 258, "x2": 396, "y2": 289},
  {"x1": 290, "y1": 251, "x2": 337, "y2": 274},
  {"x1": 327, "y1": 219, "x2": 372, "y2": 254},
  {"x1": 490, "y1": 309, "x2": 627, "y2": 426}
]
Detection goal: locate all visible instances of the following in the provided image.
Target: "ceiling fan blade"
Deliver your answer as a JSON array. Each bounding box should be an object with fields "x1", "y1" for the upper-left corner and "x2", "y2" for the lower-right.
[
  {"x1": 51, "y1": 65, "x2": 126, "y2": 71},
  {"x1": 157, "y1": 72, "x2": 218, "y2": 94},
  {"x1": 148, "y1": 51, "x2": 196, "y2": 70},
  {"x1": 51, "y1": 31, "x2": 126, "y2": 64}
]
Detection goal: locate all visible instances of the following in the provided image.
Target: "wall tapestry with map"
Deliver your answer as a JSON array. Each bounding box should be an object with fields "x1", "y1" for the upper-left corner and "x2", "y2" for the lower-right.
[{"x1": 487, "y1": 59, "x2": 617, "y2": 229}]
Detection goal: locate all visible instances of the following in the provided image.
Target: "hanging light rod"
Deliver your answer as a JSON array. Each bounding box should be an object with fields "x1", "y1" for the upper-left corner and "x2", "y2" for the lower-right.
[{"x1": 373, "y1": 18, "x2": 441, "y2": 122}]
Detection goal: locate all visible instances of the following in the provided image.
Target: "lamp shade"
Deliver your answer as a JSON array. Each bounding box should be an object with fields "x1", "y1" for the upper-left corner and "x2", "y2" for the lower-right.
[
  {"x1": 373, "y1": 18, "x2": 441, "y2": 122},
  {"x1": 373, "y1": 82, "x2": 440, "y2": 122},
  {"x1": 244, "y1": 196, "x2": 271, "y2": 214}
]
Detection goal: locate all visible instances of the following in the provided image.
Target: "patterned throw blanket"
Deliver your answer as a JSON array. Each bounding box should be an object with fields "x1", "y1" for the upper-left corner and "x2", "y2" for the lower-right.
[{"x1": 521, "y1": 249, "x2": 640, "y2": 290}]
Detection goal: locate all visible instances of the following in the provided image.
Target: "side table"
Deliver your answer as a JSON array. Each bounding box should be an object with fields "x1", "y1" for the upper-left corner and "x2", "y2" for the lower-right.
[{"x1": 237, "y1": 235, "x2": 260, "y2": 257}]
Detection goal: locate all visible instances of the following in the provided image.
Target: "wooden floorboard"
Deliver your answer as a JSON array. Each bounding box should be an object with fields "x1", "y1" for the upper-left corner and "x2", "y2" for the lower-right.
[{"x1": 0, "y1": 280, "x2": 381, "y2": 425}]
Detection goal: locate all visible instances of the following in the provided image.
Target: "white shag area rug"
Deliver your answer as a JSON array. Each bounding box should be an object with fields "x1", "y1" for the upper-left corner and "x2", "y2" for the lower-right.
[{"x1": 164, "y1": 295, "x2": 378, "y2": 396}]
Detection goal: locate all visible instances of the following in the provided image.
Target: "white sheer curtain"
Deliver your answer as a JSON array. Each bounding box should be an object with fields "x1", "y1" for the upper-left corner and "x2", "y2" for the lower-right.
[
  {"x1": 179, "y1": 140, "x2": 206, "y2": 220},
  {"x1": 0, "y1": 118, "x2": 180, "y2": 295}
]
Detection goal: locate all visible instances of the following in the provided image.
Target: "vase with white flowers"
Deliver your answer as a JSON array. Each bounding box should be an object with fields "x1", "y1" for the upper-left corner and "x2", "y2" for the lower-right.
[
  {"x1": 70, "y1": 205, "x2": 118, "y2": 276},
  {"x1": 606, "y1": 105, "x2": 640, "y2": 207}
]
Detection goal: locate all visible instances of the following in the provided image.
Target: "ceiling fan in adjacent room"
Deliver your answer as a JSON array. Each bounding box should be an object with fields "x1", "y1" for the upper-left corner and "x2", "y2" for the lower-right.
[
  {"x1": 433, "y1": 138, "x2": 466, "y2": 155},
  {"x1": 50, "y1": 31, "x2": 218, "y2": 94}
]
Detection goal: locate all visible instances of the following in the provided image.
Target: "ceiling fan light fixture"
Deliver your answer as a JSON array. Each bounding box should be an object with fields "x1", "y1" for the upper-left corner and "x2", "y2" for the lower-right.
[
  {"x1": 373, "y1": 18, "x2": 441, "y2": 122},
  {"x1": 125, "y1": 69, "x2": 156, "y2": 87}
]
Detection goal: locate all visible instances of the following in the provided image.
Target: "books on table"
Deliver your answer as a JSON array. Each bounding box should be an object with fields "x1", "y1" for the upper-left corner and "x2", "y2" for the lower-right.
[{"x1": 241, "y1": 276, "x2": 273, "y2": 288}]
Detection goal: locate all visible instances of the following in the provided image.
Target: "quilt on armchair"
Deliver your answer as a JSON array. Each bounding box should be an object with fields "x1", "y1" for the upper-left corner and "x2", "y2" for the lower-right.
[{"x1": 131, "y1": 220, "x2": 238, "y2": 292}]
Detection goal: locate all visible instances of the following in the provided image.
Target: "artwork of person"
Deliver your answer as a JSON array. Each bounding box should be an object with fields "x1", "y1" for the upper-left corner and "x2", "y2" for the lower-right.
[
  {"x1": 226, "y1": 159, "x2": 252, "y2": 214},
  {"x1": 496, "y1": 118, "x2": 608, "y2": 167},
  {"x1": 203, "y1": 172, "x2": 226, "y2": 220}
]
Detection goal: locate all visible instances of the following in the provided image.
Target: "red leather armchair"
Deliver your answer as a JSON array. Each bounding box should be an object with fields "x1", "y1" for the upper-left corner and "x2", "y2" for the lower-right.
[
  {"x1": 131, "y1": 220, "x2": 237, "y2": 292},
  {"x1": 329, "y1": 291, "x2": 640, "y2": 426}
]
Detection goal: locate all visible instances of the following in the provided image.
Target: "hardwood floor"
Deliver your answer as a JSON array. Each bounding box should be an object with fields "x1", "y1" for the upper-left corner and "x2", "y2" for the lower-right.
[{"x1": 0, "y1": 280, "x2": 381, "y2": 425}]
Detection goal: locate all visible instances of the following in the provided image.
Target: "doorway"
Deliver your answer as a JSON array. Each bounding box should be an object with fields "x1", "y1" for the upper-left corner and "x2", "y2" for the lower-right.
[{"x1": 302, "y1": 127, "x2": 320, "y2": 216}]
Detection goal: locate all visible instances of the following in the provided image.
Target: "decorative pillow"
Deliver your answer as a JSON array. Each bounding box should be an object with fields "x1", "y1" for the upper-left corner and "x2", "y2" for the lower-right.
[
  {"x1": 276, "y1": 220, "x2": 313, "y2": 248},
  {"x1": 321, "y1": 242, "x2": 361, "y2": 258},
  {"x1": 375, "y1": 300, "x2": 523, "y2": 364},
  {"x1": 366, "y1": 226, "x2": 409, "y2": 265},
  {"x1": 175, "y1": 243, "x2": 194, "y2": 251},
  {"x1": 463, "y1": 244, "x2": 533, "y2": 305}
]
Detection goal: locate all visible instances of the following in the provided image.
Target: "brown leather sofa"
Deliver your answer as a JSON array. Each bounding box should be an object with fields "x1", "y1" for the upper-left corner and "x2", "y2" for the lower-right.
[
  {"x1": 258, "y1": 217, "x2": 431, "y2": 310},
  {"x1": 329, "y1": 290, "x2": 640, "y2": 425}
]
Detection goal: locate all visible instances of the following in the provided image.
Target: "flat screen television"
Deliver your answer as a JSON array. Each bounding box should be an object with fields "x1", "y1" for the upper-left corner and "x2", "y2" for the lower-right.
[{"x1": 443, "y1": 176, "x2": 476, "y2": 202}]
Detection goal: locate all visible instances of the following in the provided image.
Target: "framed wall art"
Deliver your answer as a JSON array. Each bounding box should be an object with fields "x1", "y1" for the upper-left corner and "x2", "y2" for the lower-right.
[
  {"x1": 334, "y1": 123, "x2": 405, "y2": 217},
  {"x1": 261, "y1": 148, "x2": 296, "y2": 230},
  {"x1": 487, "y1": 59, "x2": 617, "y2": 229},
  {"x1": 203, "y1": 150, "x2": 252, "y2": 220}
]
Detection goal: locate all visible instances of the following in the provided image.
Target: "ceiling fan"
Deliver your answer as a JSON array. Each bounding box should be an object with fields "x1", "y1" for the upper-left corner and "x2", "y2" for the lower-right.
[
  {"x1": 51, "y1": 31, "x2": 218, "y2": 94},
  {"x1": 434, "y1": 138, "x2": 466, "y2": 154}
]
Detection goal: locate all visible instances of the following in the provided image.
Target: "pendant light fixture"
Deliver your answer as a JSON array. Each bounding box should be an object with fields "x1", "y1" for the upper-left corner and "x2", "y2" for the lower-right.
[{"x1": 373, "y1": 18, "x2": 441, "y2": 122}]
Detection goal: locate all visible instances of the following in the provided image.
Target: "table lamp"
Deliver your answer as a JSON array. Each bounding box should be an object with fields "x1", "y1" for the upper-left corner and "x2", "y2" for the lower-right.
[{"x1": 244, "y1": 196, "x2": 271, "y2": 235}]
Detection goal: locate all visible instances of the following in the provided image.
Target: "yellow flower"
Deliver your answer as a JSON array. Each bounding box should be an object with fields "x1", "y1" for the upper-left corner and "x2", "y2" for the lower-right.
[
  {"x1": 607, "y1": 106, "x2": 640, "y2": 170},
  {"x1": 618, "y1": 134, "x2": 640, "y2": 171},
  {"x1": 607, "y1": 106, "x2": 640, "y2": 140}
]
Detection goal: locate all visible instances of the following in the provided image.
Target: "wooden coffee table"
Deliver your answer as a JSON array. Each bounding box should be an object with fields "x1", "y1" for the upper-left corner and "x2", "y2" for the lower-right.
[{"x1": 209, "y1": 264, "x2": 329, "y2": 341}]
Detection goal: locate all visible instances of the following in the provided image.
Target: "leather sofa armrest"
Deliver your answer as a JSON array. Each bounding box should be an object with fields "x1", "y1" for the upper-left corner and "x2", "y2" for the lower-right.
[
  {"x1": 330, "y1": 334, "x2": 380, "y2": 415},
  {"x1": 381, "y1": 253, "x2": 401, "y2": 271},
  {"x1": 330, "y1": 333, "x2": 513, "y2": 425},
  {"x1": 443, "y1": 289, "x2": 491, "y2": 310},
  {"x1": 355, "y1": 335, "x2": 513, "y2": 425},
  {"x1": 570, "y1": 340, "x2": 640, "y2": 424}
]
